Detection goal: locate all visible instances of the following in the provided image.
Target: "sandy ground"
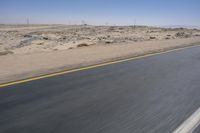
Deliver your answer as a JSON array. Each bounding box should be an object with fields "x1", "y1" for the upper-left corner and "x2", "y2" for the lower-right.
[{"x1": 1, "y1": 25, "x2": 200, "y2": 83}]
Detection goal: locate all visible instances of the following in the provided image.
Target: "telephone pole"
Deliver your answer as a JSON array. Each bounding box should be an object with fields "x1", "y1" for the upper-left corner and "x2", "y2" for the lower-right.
[
  {"x1": 134, "y1": 19, "x2": 136, "y2": 29},
  {"x1": 27, "y1": 18, "x2": 29, "y2": 25},
  {"x1": 81, "y1": 20, "x2": 87, "y2": 26}
]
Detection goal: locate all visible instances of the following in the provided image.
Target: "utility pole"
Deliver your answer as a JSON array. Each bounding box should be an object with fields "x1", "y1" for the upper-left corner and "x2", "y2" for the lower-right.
[
  {"x1": 26, "y1": 18, "x2": 29, "y2": 25},
  {"x1": 81, "y1": 20, "x2": 87, "y2": 26},
  {"x1": 134, "y1": 19, "x2": 136, "y2": 29}
]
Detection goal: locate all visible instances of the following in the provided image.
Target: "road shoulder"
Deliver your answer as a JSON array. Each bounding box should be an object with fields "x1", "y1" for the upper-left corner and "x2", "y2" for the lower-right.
[{"x1": 1, "y1": 37, "x2": 200, "y2": 84}]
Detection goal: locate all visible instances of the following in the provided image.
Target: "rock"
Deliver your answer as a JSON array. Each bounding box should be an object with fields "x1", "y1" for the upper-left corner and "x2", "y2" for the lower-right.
[
  {"x1": 68, "y1": 47, "x2": 74, "y2": 49},
  {"x1": 105, "y1": 40, "x2": 114, "y2": 44},
  {"x1": 77, "y1": 43, "x2": 89, "y2": 47},
  {"x1": 62, "y1": 36, "x2": 67, "y2": 40},
  {"x1": 17, "y1": 39, "x2": 32, "y2": 48},
  {"x1": 24, "y1": 34, "x2": 32, "y2": 38},
  {"x1": 0, "y1": 50, "x2": 13, "y2": 56},
  {"x1": 107, "y1": 35, "x2": 111, "y2": 38},
  {"x1": 107, "y1": 26, "x2": 116, "y2": 31},
  {"x1": 150, "y1": 36, "x2": 156, "y2": 39},
  {"x1": 32, "y1": 40, "x2": 44, "y2": 45},
  {"x1": 43, "y1": 37, "x2": 49, "y2": 40},
  {"x1": 118, "y1": 27, "x2": 124, "y2": 30}
]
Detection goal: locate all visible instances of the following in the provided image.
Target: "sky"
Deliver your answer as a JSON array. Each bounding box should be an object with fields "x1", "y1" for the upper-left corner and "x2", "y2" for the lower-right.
[{"x1": 0, "y1": 0, "x2": 200, "y2": 26}]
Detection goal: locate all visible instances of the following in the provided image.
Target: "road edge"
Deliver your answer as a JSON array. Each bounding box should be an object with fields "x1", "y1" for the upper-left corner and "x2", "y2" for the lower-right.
[{"x1": 1, "y1": 42, "x2": 200, "y2": 87}]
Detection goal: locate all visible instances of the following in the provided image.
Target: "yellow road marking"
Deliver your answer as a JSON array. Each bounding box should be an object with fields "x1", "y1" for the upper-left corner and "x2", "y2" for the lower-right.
[{"x1": 0, "y1": 45, "x2": 200, "y2": 88}]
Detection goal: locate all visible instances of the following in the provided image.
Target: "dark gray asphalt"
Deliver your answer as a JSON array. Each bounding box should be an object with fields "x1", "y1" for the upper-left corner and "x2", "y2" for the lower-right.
[
  {"x1": 1, "y1": 46, "x2": 200, "y2": 133},
  {"x1": 194, "y1": 125, "x2": 200, "y2": 133}
]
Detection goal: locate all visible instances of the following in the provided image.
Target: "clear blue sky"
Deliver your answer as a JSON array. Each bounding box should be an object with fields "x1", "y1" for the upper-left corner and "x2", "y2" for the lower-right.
[{"x1": 0, "y1": 0, "x2": 200, "y2": 26}]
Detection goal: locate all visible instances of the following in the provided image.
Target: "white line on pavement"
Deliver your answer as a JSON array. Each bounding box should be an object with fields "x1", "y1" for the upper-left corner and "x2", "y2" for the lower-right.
[{"x1": 173, "y1": 107, "x2": 200, "y2": 133}]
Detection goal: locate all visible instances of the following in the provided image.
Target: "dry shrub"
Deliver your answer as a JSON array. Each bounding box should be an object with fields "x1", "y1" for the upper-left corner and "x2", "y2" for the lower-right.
[
  {"x1": 175, "y1": 32, "x2": 191, "y2": 38},
  {"x1": 0, "y1": 50, "x2": 13, "y2": 56}
]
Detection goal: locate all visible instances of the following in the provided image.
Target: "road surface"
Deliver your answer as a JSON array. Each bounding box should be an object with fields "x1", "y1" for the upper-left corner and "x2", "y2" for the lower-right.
[{"x1": 1, "y1": 46, "x2": 200, "y2": 133}]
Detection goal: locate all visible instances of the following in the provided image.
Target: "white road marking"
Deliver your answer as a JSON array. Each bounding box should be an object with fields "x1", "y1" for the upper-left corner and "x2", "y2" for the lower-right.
[{"x1": 173, "y1": 107, "x2": 200, "y2": 133}]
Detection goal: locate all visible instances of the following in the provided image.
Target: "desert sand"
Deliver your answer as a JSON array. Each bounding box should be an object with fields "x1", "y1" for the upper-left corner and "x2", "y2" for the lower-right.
[{"x1": 1, "y1": 25, "x2": 200, "y2": 83}]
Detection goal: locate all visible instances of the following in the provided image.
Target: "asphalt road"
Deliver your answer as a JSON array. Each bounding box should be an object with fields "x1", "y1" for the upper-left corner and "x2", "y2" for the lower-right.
[{"x1": 1, "y1": 46, "x2": 200, "y2": 133}]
